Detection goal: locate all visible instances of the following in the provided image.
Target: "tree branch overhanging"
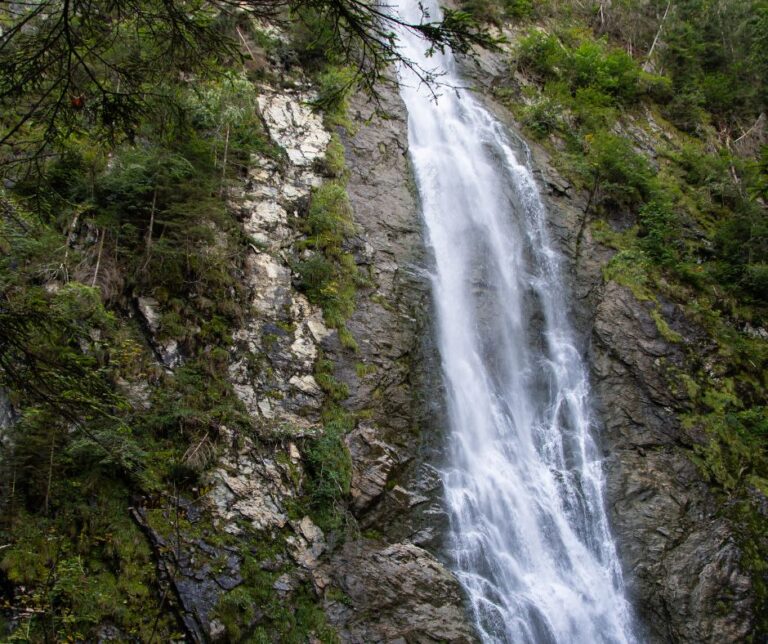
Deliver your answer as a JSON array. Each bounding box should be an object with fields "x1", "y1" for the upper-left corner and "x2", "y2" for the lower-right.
[{"x1": 0, "y1": 0, "x2": 500, "y2": 171}]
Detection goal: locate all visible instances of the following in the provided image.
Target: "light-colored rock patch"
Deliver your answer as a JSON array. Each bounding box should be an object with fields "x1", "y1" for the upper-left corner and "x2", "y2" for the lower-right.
[
  {"x1": 257, "y1": 92, "x2": 330, "y2": 167},
  {"x1": 208, "y1": 431, "x2": 297, "y2": 533},
  {"x1": 287, "y1": 516, "x2": 326, "y2": 570},
  {"x1": 136, "y1": 296, "x2": 182, "y2": 368}
]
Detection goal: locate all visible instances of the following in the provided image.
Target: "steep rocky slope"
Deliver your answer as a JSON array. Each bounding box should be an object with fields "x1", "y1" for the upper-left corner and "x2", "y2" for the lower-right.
[
  {"x1": 131, "y1": 79, "x2": 477, "y2": 641},
  {"x1": 330, "y1": 45, "x2": 762, "y2": 639},
  {"x1": 537, "y1": 148, "x2": 756, "y2": 642},
  {"x1": 0, "y1": 27, "x2": 473, "y2": 639}
]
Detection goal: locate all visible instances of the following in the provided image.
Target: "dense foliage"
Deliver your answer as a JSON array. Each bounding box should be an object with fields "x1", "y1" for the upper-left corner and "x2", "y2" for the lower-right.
[
  {"x1": 0, "y1": 69, "x2": 259, "y2": 640},
  {"x1": 0, "y1": 0, "x2": 497, "y2": 166}
]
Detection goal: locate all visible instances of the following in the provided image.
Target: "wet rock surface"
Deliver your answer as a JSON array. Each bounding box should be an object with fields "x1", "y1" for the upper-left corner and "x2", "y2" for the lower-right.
[
  {"x1": 338, "y1": 86, "x2": 444, "y2": 527},
  {"x1": 323, "y1": 85, "x2": 475, "y2": 638},
  {"x1": 456, "y1": 116, "x2": 760, "y2": 641},
  {"x1": 590, "y1": 281, "x2": 754, "y2": 641},
  {"x1": 455, "y1": 44, "x2": 757, "y2": 641}
]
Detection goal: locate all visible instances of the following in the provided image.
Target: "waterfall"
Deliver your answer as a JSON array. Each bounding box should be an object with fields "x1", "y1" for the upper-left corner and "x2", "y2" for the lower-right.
[{"x1": 393, "y1": 2, "x2": 636, "y2": 642}]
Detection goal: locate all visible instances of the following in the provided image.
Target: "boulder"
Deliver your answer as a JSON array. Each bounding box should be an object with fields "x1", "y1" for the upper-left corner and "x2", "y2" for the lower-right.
[{"x1": 324, "y1": 541, "x2": 476, "y2": 643}]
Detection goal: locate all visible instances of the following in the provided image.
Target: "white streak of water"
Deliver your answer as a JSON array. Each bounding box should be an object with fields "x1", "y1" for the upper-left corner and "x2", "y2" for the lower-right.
[{"x1": 394, "y1": 1, "x2": 636, "y2": 641}]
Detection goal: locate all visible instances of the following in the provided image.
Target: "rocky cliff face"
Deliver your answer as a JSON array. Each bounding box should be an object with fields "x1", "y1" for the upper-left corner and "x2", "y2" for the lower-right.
[
  {"x1": 322, "y1": 87, "x2": 476, "y2": 642},
  {"x1": 148, "y1": 73, "x2": 474, "y2": 639},
  {"x1": 205, "y1": 53, "x2": 758, "y2": 641},
  {"x1": 590, "y1": 283, "x2": 754, "y2": 642},
  {"x1": 3, "y1": 22, "x2": 755, "y2": 642},
  {"x1": 321, "y1": 64, "x2": 758, "y2": 642}
]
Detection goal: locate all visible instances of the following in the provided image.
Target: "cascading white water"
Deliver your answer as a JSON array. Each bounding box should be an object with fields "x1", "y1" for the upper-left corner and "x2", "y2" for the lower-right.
[{"x1": 393, "y1": 2, "x2": 636, "y2": 642}]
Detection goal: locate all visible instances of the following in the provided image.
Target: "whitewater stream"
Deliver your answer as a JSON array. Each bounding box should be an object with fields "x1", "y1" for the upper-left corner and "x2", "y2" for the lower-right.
[{"x1": 394, "y1": 1, "x2": 636, "y2": 641}]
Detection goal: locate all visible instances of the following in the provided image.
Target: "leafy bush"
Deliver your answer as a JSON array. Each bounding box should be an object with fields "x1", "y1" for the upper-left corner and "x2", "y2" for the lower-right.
[
  {"x1": 517, "y1": 30, "x2": 566, "y2": 80},
  {"x1": 314, "y1": 66, "x2": 357, "y2": 126},
  {"x1": 602, "y1": 247, "x2": 654, "y2": 301},
  {"x1": 521, "y1": 96, "x2": 562, "y2": 137},
  {"x1": 743, "y1": 264, "x2": 768, "y2": 300},
  {"x1": 638, "y1": 200, "x2": 680, "y2": 265},
  {"x1": 505, "y1": 0, "x2": 534, "y2": 18},
  {"x1": 517, "y1": 31, "x2": 641, "y2": 105},
  {"x1": 586, "y1": 132, "x2": 655, "y2": 212},
  {"x1": 570, "y1": 41, "x2": 639, "y2": 102},
  {"x1": 294, "y1": 164, "x2": 359, "y2": 346},
  {"x1": 675, "y1": 143, "x2": 728, "y2": 188},
  {"x1": 461, "y1": 0, "x2": 533, "y2": 24},
  {"x1": 662, "y1": 90, "x2": 707, "y2": 132},
  {"x1": 639, "y1": 71, "x2": 674, "y2": 104},
  {"x1": 316, "y1": 133, "x2": 347, "y2": 178},
  {"x1": 303, "y1": 414, "x2": 353, "y2": 531},
  {"x1": 571, "y1": 87, "x2": 617, "y2": 130},
  {"x1": 290, "y1": 7, "x2": 340, "y2": 69},
  {"x1": 712, "y1": 203, "x2": 768, "y2": 300},
  {"x1": 295, "y1": 254, "x2": 337, "y2": 302},
  {"x1": 305, "y1": 182, "x2": 354, "y2": 250},
  {"x1": 189, "y1": 71, "x2": 281, "y2": 166}
]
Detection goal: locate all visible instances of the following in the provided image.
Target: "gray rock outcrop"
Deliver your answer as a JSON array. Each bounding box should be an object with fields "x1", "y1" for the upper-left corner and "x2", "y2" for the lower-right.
[
  {"x1": 591, "y1": 281, "x2": 754, "y2": 641},
  {"x1": 321, "y1": 84, "x2": 476, "y2": 639},
  {"x1": 324, "y1": 541, "x2": 476, "y2": 643}
]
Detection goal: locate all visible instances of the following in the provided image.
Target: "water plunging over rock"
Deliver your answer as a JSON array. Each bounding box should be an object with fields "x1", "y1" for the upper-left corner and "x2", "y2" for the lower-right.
[{"x1": 393, "y1": 0, "x2": 636, "y2": 640}]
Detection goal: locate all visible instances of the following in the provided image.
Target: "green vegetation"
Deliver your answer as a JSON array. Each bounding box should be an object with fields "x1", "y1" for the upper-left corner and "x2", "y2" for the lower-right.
[
  {"x1": 0, "y1": 71, "x2": 257, "y2": 635},
  {"x1": 295, "y1": 138, "x2": 364, "y2": 351},
  {"x1": 0, "y1": 0, "x2": 408, "y2": 633},
  {"x1": 0, "y1": 0, "x2": 496, "y2": 163},
  {"x1": 462, "y1": 0, "x2": 534, "y2": 25},
  {"x1": 302, "y1": 407, "x2": 354, "y2": 532},
  {"x1": 281, "y1": 356, "x2": 354, "y2": 534},
  {"x1": 3, "y1": 0, "x2": 762, "y2": 637},
  {"x1": 216, "y1": 572, "x2": 339, "y2": 643},
  {"x1": 1, "y1": 483, "x2": 176, "y2": 641}
]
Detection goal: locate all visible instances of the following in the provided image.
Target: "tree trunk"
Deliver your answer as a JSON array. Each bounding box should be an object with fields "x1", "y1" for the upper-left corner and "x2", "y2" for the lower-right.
[
  {"x1": 643, "y1": 0, "x2": 672, "y2": 73},
  {"x1": 44, "y1": 435, "x2": 55, "y2": 516},
  {"x1": 91, "y1": 227, "x2": 105, "y2": 288},
  {"x1": 219, "y1": 124, "x2": 230, "y2": 198},
  {"x1": 142, "y1": 187, "x2": 159, "y2": 272}
]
